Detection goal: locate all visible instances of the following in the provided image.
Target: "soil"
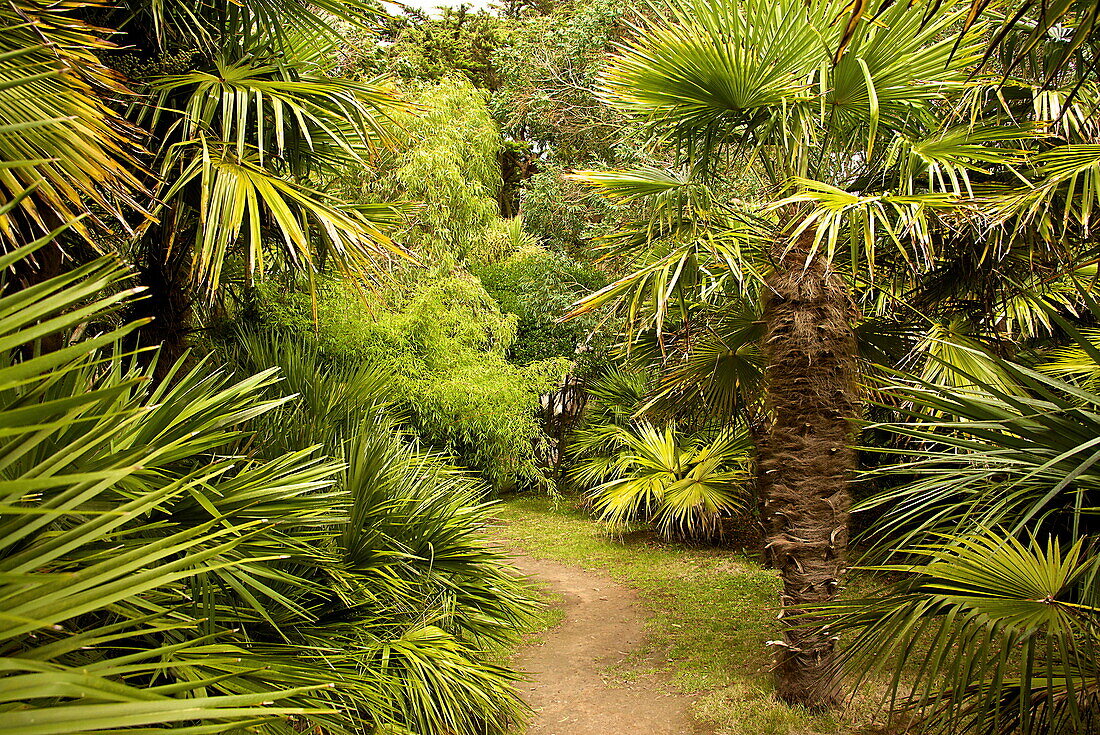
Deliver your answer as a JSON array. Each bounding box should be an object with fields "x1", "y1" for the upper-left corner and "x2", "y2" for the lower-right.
[{"x1": 506, "y1": 552, "x2": 703, "y2": 735}]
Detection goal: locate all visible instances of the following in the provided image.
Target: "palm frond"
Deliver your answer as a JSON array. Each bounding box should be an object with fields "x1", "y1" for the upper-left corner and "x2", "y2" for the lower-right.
[
  {"x1": 859, "y1": 323, "x2": 1100, "y2": 548},
  {"x1": 0, "y1": 238, "x2": 331, "y2": 732},
  {"x1": 827, "y1": 531, "x2": 1100, "y2": 735},
  {"x1": 161, "y1": 142, "x2": 405, "y2": 292},
  {"x1": 571, "y1": 419, "x2": 753, "y2": 539},
  {"x1": 0, "y1": 0, "x2": 144, "y2": 248},
  {"x1": 151, "y1": 57, "x2": 402, "y2": 164},
  {"x1": 602, "y1": 0, "x2": 983, "y2": 180}
]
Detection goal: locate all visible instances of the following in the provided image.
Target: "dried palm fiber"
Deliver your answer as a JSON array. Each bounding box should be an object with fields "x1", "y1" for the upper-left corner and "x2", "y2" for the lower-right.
[{"x1": 758, "y1": 229, "x2": 859, "y2": 708}]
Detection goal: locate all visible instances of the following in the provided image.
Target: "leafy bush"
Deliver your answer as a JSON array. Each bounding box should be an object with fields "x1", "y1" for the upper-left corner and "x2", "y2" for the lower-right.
[
  {"x1": 377, "y1": 78, "x2": 504, "y2": 262},
  {"x1": 247, "y1": 273, "x2": 568, "y2": 491},
  {"x1": 373, "y1": 7, "x2": 510, "y2": 88},
  {"x1": 517, "y1": 161, "x2": 620, "y2": 250},
  {"x1": 236, "y1": 77, "x2": 596, "y2": 492},
  {"x1": 476, "y1": 242, "x2": 609, "y2": 366},
  {"x1": 567, "y1": 369, "x2": 754, "y2": 539}
]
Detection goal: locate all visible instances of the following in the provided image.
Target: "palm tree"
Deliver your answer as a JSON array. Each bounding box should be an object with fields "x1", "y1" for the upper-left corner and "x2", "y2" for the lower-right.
[
  {"x1": 121, "y1": 5, "x2": 408, "y2": 365},
  {"x1": 572, "y1": 0, "x2": 1021, "y2": 705},
  {"x1": 565, "y1": 367, "x2": 753, "y2": 538},
  {"x1": 1, "y1": 0, "x2": 407, "y2": 367}
]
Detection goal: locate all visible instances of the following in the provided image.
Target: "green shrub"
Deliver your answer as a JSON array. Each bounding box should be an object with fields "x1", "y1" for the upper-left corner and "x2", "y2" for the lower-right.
[
  {"x1": 567, "y1": 370, "x2": 754, "y2": 539},
  {"x1": 476, "y1": 242, "x2": 610, "y2": 366},
  {"x1": 237, "y1": 78, "x2": 592, "y2": 491},
  {"x1": 245, "y1": 273, "x2": 568, "y2": 491},
  {"x1": 518, "y1": 161, "x2": 618, "y2": 249}
]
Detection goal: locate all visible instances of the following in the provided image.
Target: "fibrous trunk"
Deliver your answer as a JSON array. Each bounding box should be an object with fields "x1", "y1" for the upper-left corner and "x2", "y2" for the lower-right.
[
  {"x1": 133, "y1": 229, "x2": 195, "y2": 380},
  {"x1": 758, "y1": 231, "x2": 858, "y2": 708}
]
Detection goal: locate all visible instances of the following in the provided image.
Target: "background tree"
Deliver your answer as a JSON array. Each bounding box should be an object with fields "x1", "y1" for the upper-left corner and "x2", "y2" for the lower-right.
[{"x1": 375, "y1": 4, "x2": 511, "y2": 88}]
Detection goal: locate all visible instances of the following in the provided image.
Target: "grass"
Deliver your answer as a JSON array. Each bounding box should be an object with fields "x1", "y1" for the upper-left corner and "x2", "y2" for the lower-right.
[
  {"x1": 515, "y1": 579, "x2": 567, "y2": 639},
  {"x1": 488, "y1": 496, "x2": 886, "y2": 735}
]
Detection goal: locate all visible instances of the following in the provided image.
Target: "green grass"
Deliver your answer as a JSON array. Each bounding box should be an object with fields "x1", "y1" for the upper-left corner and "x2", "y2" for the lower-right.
[
  {"x1": 515, "y1": 579, "x2": 567, "y2": 639},
  {"x1": 488, "y1": 496, "x2": 886, "y2": 735}
]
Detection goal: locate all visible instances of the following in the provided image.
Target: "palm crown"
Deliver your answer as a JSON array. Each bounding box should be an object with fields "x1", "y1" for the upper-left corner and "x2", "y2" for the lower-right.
[{"x1": 601, "y1": 0, "x2": 983, "y2": 189}]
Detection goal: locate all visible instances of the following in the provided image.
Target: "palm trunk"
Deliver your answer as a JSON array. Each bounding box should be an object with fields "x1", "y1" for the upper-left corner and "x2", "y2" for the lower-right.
[
  {"x1": 133, "y1": 219, "x2": 195, "y2": 381},
  {"x1": 758, "y1": 231, "x2": 858, "y2": 708}
]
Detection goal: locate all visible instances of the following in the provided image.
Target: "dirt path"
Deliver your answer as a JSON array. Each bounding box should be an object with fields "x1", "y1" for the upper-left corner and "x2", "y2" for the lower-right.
[{"x1": 506, "y1": 553, "x2": 701, "y2": 735}]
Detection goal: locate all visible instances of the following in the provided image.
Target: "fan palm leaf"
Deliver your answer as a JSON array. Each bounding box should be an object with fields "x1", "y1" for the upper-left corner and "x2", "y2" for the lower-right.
[
  {"x1": 151, "y1": 57, "x2": 400, "y2": 165},
  {"x1": 826, "y1": 531, "x2": 1100, "y2": 734},
  {"x1": 0, "y1": 0, "x2": 144, "y2": 248},
  {"x1": 602, "y1": 0, "x2": 983, "y2": 181},
  {"x1": 572, "y1": 420, "x2": 752, "y2": 539},
  {"x1": 0, "y1": 236, "x2": 337, "y2": 732},
  {"x1": 836, "y1": 0, "x2": 1100, "y2": 84},
  {"x1": 160, "y1": 143, "x2": 404, "y2": 292},
  {"x1": 860, "y1": 334, "x2": 1100, "y2": 549}
]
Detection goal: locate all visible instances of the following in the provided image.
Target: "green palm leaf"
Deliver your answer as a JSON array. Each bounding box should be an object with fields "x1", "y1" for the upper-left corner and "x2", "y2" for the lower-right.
[
  {"x1": 151, "y1": 57, "x2": 401, "y2": 164},
  {"x1": 162, "y1": 143, "x2": 405, "y2": 292},
  {"x1": 827, "y1": 531, "x2": 1100, "y2": 735},
  {"x1": 0, "y1": 238, "x2": 335, "y2": 732},
  {"x1": 0, "y1": 0, "x2": 144, "y2": 247},
  {"x1": 572, "y1": 418, "x2": 752, "y2": 539}
]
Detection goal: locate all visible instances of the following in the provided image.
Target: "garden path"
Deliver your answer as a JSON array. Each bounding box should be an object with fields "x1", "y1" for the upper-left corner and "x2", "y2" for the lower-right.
[{"x1": 506, "y1": 552, "x2": 701, "y2": 735}]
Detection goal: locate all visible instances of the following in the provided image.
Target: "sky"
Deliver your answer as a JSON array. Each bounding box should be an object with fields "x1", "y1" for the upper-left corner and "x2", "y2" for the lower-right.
[{"x1": 383, "y1": 0, "x2": 495, "y2": 14}]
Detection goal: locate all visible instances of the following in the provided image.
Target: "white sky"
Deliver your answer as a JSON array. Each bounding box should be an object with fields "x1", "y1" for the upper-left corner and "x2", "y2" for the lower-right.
[{"x1": 383, "y1": 0, "x2": 495, "y2": 14}]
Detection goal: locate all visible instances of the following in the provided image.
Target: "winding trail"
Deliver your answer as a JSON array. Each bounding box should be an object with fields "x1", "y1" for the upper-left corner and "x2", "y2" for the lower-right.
[{"x1": 506, "y1": 553, "x2": 701, "y2": 735}]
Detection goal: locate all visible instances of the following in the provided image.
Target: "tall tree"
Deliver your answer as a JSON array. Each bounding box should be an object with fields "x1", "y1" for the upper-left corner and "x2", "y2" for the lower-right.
[{"x1": 572, "y1": 0, "x2": 1025, "y2": 706}]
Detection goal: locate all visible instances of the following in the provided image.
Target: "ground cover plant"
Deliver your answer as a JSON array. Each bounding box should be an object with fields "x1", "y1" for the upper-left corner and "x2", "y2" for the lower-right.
[{"x1": 0, "y1": 232, "x2": 538, "y2": 733}]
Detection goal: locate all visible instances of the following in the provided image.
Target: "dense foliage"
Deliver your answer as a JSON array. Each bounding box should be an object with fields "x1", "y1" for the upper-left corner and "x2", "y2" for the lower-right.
[
  {"x1": 5, "y1": 0, "x2": 1100, "y2": 731},
  {"x1": 0, "y1": 236, "x2": 534, "y2": 733}
]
